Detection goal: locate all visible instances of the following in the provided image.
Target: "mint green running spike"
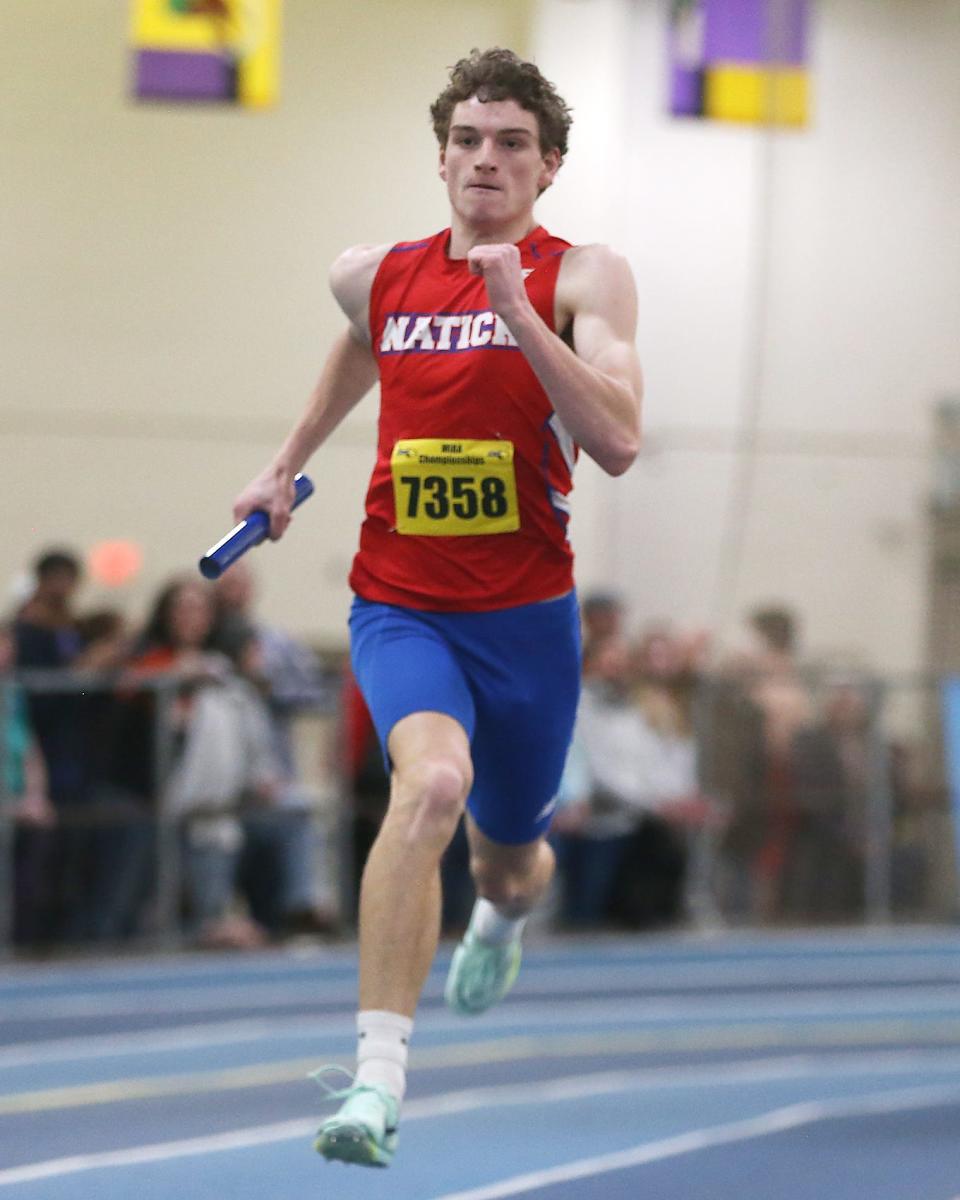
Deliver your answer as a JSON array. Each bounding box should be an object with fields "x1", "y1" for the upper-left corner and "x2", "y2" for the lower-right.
[
  {"x1": 312, "y1": 1070, "x2": 399, "y2": 1168},
  {"x1": 444, "y1": 932, "x2": 522, "y2": 1016}
]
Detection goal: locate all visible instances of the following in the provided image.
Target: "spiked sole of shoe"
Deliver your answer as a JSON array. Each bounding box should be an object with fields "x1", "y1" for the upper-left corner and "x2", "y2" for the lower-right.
[{"x1": 315, "y1": 1122, "x2": 395, "y2": 1168}]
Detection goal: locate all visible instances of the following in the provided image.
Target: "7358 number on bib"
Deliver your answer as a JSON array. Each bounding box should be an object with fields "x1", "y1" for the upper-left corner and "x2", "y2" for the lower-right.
[{"x1": 391, "y1": 439, "x2": 520, "y2": 536}]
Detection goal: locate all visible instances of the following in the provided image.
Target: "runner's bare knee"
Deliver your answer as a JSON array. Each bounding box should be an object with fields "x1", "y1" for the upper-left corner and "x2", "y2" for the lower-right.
[{"x1": 396, "y1": 756, "x2": 472, "y2": 848}]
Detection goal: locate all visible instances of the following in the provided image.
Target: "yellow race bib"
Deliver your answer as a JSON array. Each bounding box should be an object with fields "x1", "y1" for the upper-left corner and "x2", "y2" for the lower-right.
[{"x1": 391, "y1": 439, "x2": 519, "y2": 536}]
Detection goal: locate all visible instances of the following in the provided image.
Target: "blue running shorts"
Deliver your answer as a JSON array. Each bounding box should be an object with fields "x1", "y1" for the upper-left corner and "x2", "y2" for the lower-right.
[{"x1": 348, "y1": 591, "x2": 581, "y2": 845}]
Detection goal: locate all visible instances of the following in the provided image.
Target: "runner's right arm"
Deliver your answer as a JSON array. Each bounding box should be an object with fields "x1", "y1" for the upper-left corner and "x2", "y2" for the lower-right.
[{"x1": 232, "y1": 242, "x2": 390, "y2": 538}]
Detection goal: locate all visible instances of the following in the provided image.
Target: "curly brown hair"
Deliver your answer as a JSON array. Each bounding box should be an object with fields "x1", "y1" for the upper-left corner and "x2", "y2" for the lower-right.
[{"x1": 430, "y1": 48, "x2": 572, "y2": 161}]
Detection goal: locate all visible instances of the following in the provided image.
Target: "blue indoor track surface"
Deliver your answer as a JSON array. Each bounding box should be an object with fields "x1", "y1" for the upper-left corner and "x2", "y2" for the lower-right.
[{"x1": 1, "y1": 930, "x2": 959, "y2": 1199}]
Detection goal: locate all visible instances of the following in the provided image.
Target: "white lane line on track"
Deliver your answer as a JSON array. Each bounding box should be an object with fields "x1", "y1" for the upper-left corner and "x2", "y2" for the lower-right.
[
  {"x1": 4, "y1": 978, "x2": 960, "y2": 1024},
  {"x1": 2, "y1": 948, "x2": 959, "y2": 1009},
  {"x1": 8, "y1": 1039, "x2": 960, "y2": 1117},
  {"x1": 14, "y1": 1042, "x2": 960, "y2": 1116},
  {"x1": 3, "y1": 952, "x2": 958, "y2": 996},
  {"x1": 2, "y1": 1074, "x2": 960, "y2": 1189},
  {"x1": 2, "y1": 953, "x2": 957, "y2": 996},
  {"x1": 0, "y1": 1074, "x2": 623, "y2": 1184},
  {"x1": 0, "y1": 1018, "x2": 346, "y2": 1070},
  {"x1": 6, "y1": 1011, "x2": 960, "y2": 1080},
  {"x1": 428, "y1": 1084, "x2": 960, "y2": 1200},
  {"x1": 0, "y1": 980, "x2": 357, "y2": 1020},
  {"x1": 0, "y1": 991, "x2": 945, "y2": 1067}
]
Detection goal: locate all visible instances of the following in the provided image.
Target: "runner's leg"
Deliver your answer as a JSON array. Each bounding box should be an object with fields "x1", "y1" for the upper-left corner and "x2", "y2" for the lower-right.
[
  {"x1": 465, "y1": 816, "x2": 555, "y2": 918},
  {"x1": 359, "y1": 710, "x2": 473, "y2": 1016},
  {"x1": 315, "y1": 710, "x2": 472, "y2": 1166}
]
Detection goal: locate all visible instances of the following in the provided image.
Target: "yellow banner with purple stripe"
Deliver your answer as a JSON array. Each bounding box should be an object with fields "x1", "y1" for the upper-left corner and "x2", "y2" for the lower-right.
[
  {"x1": 670, "y1": 0, "x2": 810, "y2": 128},
  {"x1": 131, "y1": 0, "x2": 281, "y2": 109}
]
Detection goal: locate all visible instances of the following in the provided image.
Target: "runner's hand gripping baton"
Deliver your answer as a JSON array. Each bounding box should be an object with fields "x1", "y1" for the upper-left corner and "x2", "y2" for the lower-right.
[{"x1": 198, "y1": 473, "x2": 314, "y2": 580}]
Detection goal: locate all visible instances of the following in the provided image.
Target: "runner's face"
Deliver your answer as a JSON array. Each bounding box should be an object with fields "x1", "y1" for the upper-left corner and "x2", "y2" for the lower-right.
[{"x1": 439, "y1": 97, "x2": 559, "y2": 228}]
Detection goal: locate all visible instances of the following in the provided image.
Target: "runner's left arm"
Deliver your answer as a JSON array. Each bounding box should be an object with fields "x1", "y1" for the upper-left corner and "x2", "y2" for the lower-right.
[{"x1": 468, "y1": 242, "x2": 642, "y2": 476}]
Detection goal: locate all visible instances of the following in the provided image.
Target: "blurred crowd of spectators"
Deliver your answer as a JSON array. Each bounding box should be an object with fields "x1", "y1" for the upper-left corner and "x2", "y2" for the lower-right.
[
  {"x1": 3, "y1": 548, "x2": 339, "y2": 951},
  {"x1": 549, "y1": 594, "x2": 715, "y2": 931},
  {"x1": 1, "y1": 548, "x2": 942, "y2": 954},
  {"x1": 552, "y1": 596, "x2": 926, "y2": 930}
]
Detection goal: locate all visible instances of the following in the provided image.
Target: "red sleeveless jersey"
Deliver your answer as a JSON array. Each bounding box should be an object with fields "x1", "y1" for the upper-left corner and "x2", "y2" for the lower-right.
[{"x1": 348, "y1": 225, "x2": 579, "y2": 612}]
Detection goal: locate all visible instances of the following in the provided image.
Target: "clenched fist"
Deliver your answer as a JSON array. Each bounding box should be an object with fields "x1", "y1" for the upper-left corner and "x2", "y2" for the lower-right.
[{"x1": 467, "y1": 243, "x2": 532, "y2": 323}]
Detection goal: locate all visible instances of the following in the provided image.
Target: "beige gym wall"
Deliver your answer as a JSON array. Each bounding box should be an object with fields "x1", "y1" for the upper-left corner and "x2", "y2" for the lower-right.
[
  {"x1": 532, "y1": 0, "x2": 960, "y2": 674},
  {"x1": 6, "y1": 1, "x2": 960, "y2": 675},
  {"x1": 1, "y1": 1, "x2": 532, "y2": 643}
]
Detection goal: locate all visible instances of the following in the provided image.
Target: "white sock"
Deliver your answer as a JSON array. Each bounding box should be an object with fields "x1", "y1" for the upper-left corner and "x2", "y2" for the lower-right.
[
  {"x1": 469, "y1": 897, "x2": 528, "y2": 946},
  {"x1": 354, "y1": 1009, "x2": 412, "y2": 1104}
]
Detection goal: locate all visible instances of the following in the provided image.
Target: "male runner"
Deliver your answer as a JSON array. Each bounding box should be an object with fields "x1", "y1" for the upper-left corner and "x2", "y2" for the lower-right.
[{"x1": 232, "y1": 47, "x2": 642, "y2": 1168}]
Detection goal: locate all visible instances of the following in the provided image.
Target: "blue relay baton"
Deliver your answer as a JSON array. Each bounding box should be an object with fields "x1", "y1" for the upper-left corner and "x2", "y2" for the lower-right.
[{"x1": 198, "y1": 473, "x2": 314, "y2": 580}]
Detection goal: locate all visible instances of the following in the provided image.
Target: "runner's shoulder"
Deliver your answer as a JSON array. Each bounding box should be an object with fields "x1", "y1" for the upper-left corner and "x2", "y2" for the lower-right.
[
  {"x1": 559, "y1": 242, "x2": 633, "y2": 285},
  {"x1": 329, "y1": 243, "x2": 393, "y2": 329},
  {"x1": 556, "y1": 243, "x2": 636, "y2": 316},
  {"x1": 330, "y1": 243, "x2": 392, "y2": 298}
]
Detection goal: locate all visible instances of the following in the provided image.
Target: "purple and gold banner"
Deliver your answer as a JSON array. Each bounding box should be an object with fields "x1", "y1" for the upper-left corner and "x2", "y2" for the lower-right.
[
  {"x1": 131, "y1": 0, "x2": 281, "y2": 108},
  {"x1": 669, "y1": 0, "x2": 810, "y2": 127}
]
